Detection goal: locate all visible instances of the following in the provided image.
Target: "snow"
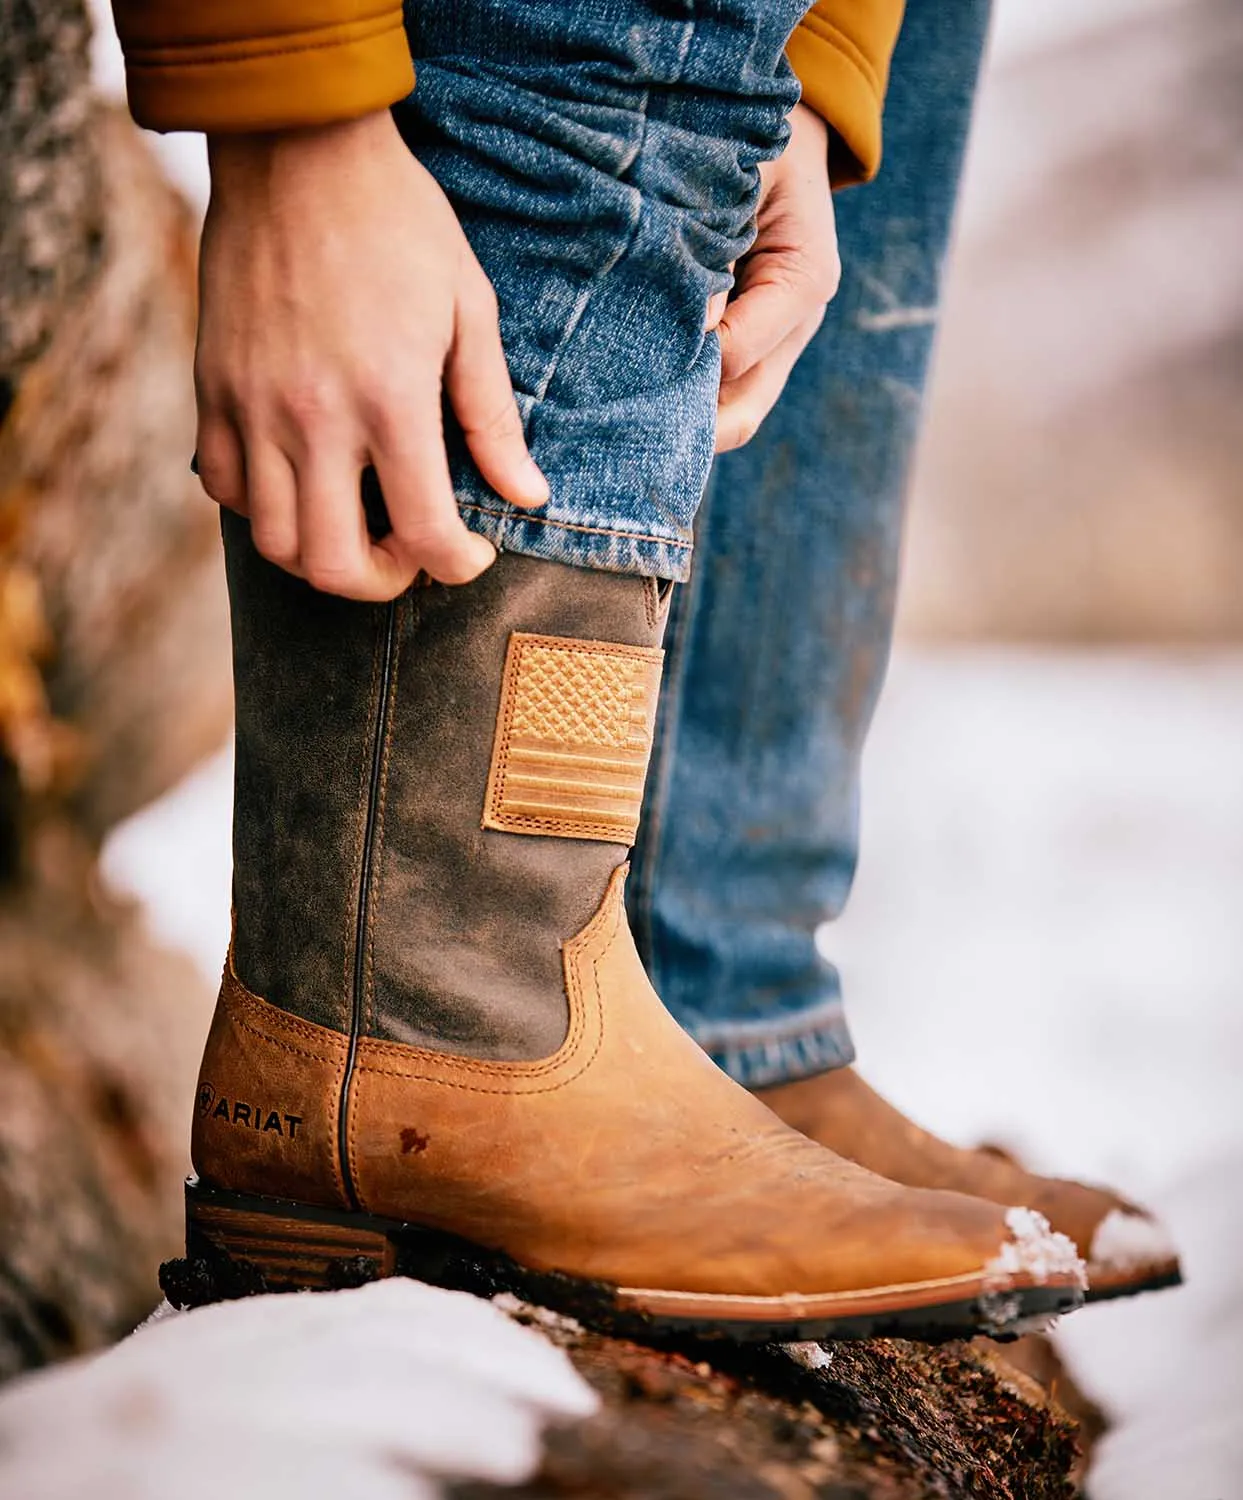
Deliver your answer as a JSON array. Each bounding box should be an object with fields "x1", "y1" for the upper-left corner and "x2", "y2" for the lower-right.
[
  {"x1": 984, "y1": 1208, "x2": 1087, "y2": 1291},
  {"x1": 785, "y1": 1342, "x2": 835, "y2": 1371},
  {"x1": 0, "y1": 1280, "x2": 597, "y2": 1500},
  {"x1": 1089, "y1": 1208, "x2": 1180, "y2": 1276}
]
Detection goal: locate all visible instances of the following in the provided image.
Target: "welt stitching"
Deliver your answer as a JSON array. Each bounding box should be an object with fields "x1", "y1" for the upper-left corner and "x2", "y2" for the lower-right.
[{"x1": 459, "y1": 503, "x2": 691, "y2": 550}]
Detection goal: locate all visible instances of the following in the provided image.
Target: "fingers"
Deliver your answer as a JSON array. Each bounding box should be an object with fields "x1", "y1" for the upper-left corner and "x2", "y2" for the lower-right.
[
  {"x1": 194, "y1": 413, "x2": 248, "y2": 515},
  {"x1": 370, "y1": 394, "x2": 498, "y2": 587},
  {"x1": 446, "y1": 277, "x2": 549, "y2": 511},
  {"x1": 244, "y1": 439, "x2": 302, "y2": 571},
  {"x1": 716, "y1": 254, "x2": 837, "y2": 386},
  {"x1": 294, "y1": 448, "x2": 409, "y2": 601},
  {"x1": 715, "y1": 311, "x2": 823, "y2": 454},
  {"x1": 705, "y1": 287, "x2": 730, "y2": 333}
]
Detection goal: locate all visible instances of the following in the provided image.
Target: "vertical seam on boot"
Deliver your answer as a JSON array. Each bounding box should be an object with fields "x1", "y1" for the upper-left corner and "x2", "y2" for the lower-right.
[
  {"x1": 363, "y1": 593, "x2": 405, "y2": 1038},
  {"x1": 338, "y1": 597, "x2": 401, "y2": 1210},
  {"x1": 344, "y1": 620, "x2": 385, "y2": 1030}
]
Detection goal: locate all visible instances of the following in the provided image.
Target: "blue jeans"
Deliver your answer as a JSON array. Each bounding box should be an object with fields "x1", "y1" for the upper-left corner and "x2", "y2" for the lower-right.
[
  {"x1": 396, "y1": 0, "x2": 807, "y2": 580},
  {"x1": 628, "y1": 0, "x2": 993, "y2": 1086}
]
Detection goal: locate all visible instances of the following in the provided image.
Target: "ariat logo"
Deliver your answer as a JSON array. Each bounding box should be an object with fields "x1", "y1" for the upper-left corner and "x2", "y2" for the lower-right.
[{"x1": 197, "y1": 1081, "x2": 303, "y2": 1139}]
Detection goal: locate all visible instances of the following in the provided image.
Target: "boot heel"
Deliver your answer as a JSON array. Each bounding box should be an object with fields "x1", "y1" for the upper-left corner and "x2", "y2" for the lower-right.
[{"x1": 163, "y1": 1177, "x2": 399, "y2": 1307}]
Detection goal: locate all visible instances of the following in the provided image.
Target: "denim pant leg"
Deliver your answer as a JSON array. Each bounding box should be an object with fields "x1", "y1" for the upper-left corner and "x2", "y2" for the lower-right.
[
  {"x1": 628, "y1": 0, "x2": 993, "y2": 1086},
  {"x1": 394, "y1": 1, "x2": 806, "y2": 581}
]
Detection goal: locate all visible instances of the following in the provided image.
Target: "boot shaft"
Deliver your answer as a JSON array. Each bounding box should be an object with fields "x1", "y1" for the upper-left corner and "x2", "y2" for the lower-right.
[{"x1": 223, "y1": 512, "x2": 668, "y2": 1062}]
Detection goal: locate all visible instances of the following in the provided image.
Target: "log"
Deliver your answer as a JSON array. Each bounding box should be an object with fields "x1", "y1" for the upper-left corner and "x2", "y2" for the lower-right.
[
  {"x1": 0, "y1": 0, "x2": 102, "y2": 390},
  {"x1": 0, "y1": 0, "x2": 227, "y2": 1379},
  {"x1": 0, "y1": 105, "x2": 231, "y2": 842},
  {"x1": 0, "y1": 822, "x2": 209, "y2": 1381},
  {"x1": 453, "y1": 1306, "x2": 1089, "y2": 1499}
]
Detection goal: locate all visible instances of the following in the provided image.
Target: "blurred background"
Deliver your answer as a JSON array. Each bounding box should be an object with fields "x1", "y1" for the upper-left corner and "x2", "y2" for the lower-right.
[{"x1": 1, "y1": 0, "x2": 1239, "y2": 1494}]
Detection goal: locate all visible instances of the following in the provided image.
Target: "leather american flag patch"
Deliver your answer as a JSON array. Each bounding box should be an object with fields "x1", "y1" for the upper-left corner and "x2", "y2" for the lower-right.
[{"x1": 482, "y1": 633, "x2": 664, "y2": 844}]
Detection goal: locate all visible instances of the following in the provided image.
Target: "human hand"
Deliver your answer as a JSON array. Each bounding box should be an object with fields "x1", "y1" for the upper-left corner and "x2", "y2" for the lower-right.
[
  {"x1": 194, "y1": 110, "x2": 549, "y2": 600},
  {"x1": 712, "y1": 102, "x2": 840, "y2": 453}
]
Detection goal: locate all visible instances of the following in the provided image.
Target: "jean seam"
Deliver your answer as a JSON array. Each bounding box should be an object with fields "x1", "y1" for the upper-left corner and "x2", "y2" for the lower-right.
[
  {"x1": 458, "y1": 502, "x2": 692, "y2": 551},
  {"x1": 684, "y1": 998, "x2": 851, "y2": 1052}
]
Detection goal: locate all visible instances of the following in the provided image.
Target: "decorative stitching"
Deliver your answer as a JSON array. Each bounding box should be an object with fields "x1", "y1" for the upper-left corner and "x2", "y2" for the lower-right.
[
  {"x1": 222, "y1": 872, "x2": 625, "y2": 1101},
  {"x1": 355, "y1": 869, "x2": 624, "y2": 1094},
  {"x1": 483, "y1": 635, "x2": 662, "y2": 845},
  {"x1": 221, "y1": 975, "x2": 345, "y2": 1060}
]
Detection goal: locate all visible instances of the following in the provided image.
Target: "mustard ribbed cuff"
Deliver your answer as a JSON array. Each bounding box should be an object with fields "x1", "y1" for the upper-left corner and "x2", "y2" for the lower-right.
[{"x1": 123, "y1": 14, "x2": 414, "y2": 135}]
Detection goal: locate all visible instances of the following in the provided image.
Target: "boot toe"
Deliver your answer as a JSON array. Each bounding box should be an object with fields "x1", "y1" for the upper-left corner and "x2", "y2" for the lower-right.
[{"x1": 1084, "y1": 1204, "x2": 1182, "y2": 1300}]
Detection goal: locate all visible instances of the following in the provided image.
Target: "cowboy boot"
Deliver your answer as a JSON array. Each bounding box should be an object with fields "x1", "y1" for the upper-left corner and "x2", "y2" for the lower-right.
[
  {"x1": 174, "y1": 513, "x2": 1086, "y2": 1342},
  {"x1": 758, "y1": 1069, "x2": 1180, "y2": 1303}
]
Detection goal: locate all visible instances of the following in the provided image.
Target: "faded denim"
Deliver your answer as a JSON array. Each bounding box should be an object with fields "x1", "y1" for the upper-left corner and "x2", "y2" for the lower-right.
[
  {"x1": 628, "y1": 0, "x2": 994, "y2": 1085},
  {"x1": 395, "y1": 0, "x2": 807, "y2": 580}
]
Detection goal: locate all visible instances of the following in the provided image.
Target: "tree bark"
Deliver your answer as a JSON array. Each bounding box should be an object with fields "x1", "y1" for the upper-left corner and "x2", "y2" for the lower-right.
[
  {"x1": 0, "y1": 0, "x2": 227, "y2": 1379},
  {"x1": 454, "y1": 1309, "x2": 1093, "y2": 1500}
]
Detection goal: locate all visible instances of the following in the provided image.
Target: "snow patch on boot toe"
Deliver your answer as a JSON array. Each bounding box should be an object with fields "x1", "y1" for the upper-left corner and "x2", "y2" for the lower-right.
[
  {"x1": 1089, "y1": 1207, "x2": 1177, "y2": 1274},
  {"x1": 985, "y1": 1206, "x2": 1088, "y2": 1291}
]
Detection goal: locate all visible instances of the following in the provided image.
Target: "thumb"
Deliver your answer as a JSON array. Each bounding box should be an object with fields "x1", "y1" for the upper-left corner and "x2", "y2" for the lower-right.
[{"x1": 447, "y1": 281, "x2": 549, "y2": 510}]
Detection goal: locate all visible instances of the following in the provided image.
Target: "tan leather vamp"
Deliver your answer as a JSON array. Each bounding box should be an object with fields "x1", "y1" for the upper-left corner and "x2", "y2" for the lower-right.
[
  {"x1": 758, "y1": 1067, "x2": 1156, "y2": 1266},
  {"x1": 200, "y1": 869, "x2": 1036, "y2": 1300}
]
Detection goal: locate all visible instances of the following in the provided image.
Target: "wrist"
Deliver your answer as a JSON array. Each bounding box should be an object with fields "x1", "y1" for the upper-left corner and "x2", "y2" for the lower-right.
[{"x1": 207, "y1": 111, "x2": 398, "y2": 200}]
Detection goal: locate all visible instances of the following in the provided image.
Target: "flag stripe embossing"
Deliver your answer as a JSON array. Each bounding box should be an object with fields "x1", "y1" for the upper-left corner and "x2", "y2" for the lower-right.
[{"x1": 482, "y1": 633, "x2": 664, "y2": 844}]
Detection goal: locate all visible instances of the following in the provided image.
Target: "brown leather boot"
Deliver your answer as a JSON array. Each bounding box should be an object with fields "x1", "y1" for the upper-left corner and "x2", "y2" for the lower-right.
[
  {"x1": 758, "y1": 1068, "x2": 1181, "y2": 1303},
  {"x1": 172, "y1": 515, "x2": 1086, "y2": 1343}
]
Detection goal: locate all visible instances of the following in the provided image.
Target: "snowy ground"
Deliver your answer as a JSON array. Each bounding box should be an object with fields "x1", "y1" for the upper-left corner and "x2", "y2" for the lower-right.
[
  {"x1": 0, "y1": 1281, "x2": 596, "y2": 1500},
  {"x1": 99, "y1": 647, "x2": 1243, "y2": 1497}
]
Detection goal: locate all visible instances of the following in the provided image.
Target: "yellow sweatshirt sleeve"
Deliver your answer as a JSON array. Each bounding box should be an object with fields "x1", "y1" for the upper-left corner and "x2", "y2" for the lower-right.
[
  {"x1": 787, "y1": 0, "x2": 906, "y2": 185},
  {"x1": 110, "y1": 0, "x2": 415, "y2": 134},
  {"x1": 111, "y1": 0, "x2": 902, "y2": 173}
]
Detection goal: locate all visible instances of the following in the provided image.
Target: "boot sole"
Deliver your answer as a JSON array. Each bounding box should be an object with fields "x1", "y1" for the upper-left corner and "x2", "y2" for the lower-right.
[
  {"x1": 162, "y1": 1177, "x2": 1084, "y2": 1344},
  {"x1": 1084, "y1": 1260, "x2": 1183, "y2": 1304}
]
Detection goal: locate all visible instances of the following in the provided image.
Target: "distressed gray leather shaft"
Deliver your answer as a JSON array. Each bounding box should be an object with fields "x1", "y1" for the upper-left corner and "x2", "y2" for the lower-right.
[{"x1": 224, "y1": 511, "x2": 668, "y2": 1060}]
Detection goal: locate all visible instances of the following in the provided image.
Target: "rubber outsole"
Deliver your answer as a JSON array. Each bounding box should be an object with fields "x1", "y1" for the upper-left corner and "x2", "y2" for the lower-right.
[
  {"x1": 161, "y1": 1177, "x2": 1085, "y2": 1345},
  {"x1": 1083, "y1": 1262, "x2": 1184, "y2": 1305}
]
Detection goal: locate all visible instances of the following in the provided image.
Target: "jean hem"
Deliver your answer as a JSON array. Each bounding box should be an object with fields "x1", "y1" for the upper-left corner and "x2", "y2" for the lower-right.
[
  {"x1": 682, "y1": 1002, "x2": 857, "y2": 1089},
  {"x1": 458, "y1": 498, "x2": 693, "y2": 582}
]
